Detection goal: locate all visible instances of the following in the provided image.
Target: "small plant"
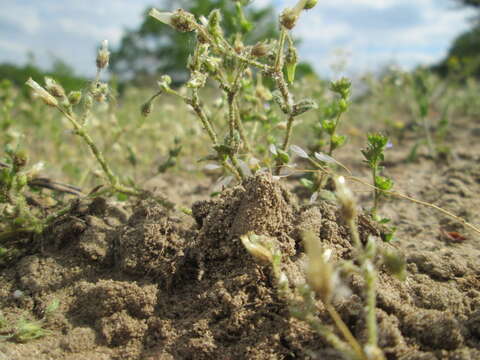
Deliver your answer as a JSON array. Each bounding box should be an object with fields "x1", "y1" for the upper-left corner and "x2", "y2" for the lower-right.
[
  {"x1": 361, "y1": 133, "x2": 394, "y2": 219},
  {"x1": 14, "y1": 318, "x2": 49, "y2": 342},
  {"x1": 324, "y1": 78, "x2": 351, "y2": 156},
  {"x1": 158, "y1": 137, "x2": 183, "y2": 173},
  {"x1": 0, "y1": 146, "x2": 44, "y2": 236},
  {"x1": 360, "y1": 133, "x2": 397, "y2": 241},
  {"x1": 297, "y1": 77, "x2": 351, "y2": 197},
  {"x1": 144, "y1": 0, "x2": 320, "y2": 180},
  {"x1": 0, "y1": 299, "x2": 59, "y2": 343},
  {"x1": 25, "y1": 42, "x2": 174, "y2": 210}
]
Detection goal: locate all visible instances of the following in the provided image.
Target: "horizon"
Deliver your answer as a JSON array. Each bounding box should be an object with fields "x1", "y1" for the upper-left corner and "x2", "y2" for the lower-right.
[{"x1": 0, "y1": 0, "x2": 475, "y2": 78}]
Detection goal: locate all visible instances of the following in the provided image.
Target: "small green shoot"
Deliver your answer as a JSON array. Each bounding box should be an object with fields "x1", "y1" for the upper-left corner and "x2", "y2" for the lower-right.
[{"x1": 361, "y1": 133, "x2": 394, "y2": 221}]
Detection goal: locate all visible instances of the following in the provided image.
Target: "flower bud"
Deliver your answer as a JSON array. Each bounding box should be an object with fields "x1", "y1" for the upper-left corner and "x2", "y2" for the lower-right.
[
  {"x1": 203, "y1": 56, "x2": 222, "y2": 74},
  {"x1": 68, "y1": 91, "x2": 82, "y2": 105},
  {"x1": 45, "y1": 77, "x2": 66, "y2": 98},
  {"x1": 304, "y1": 0, "x2": 318, "y2": 10},
  {"x1": 330, "y1": 77, "x2": 351, "y2": 99},
  {"x1": 292, "y1": 99, "x2": 317, "y2": 117},
  {"x1": 251, "y1": 42, "x2": 270, "y2": 57},
  {"x1": 187, "y1": 71, "x2": 207, "y2": 89},
  {"x1": 280, "y1": 8, "x2": 299, "y2": 30},
  {"x1": 157, "y1": 75, "x2": 172, "y2": 91},
  {"x1": 12, "y1": 149, "x2": 28, "y2": 169},
  {"x1": 303, "y1": 231, "x2": 335, "y2": 303},
  {"x1": 141, "y1": 101, "x2": 153, "y2": 117},
  {"x1": 241, "y1": 233, "x2": 276, "y2": 265},
  {"x1": 208, "y1": 9, "x2": 223, "y2": 39},
  {"x1": 339, "y1": 98, "x2": 348, "y2": 112},
  {"x1": 96, "y1": 40, "x2": 110, "y2": 69},
  {"x1": 285, "y1": 45, "x2": 298, "y2": 83},
  {"x1": 150, "y1": 8, "x2": 196, "y2": 32},
  {"x1": 84, "y1": 94, "x2": 93, "y2": 110},
  {"x1": 171, "y1": 9, "x2": 197, "y2": 32},
  {"x1": 335, "y1": 176, "x2": 356, "y2": 221},
  {"x1": 26, "y1": 78, "x2": 58, "y2": 107}
]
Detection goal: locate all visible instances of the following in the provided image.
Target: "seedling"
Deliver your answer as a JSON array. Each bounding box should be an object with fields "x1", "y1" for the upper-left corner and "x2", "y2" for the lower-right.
[
  {"x1": 158, "y1": 137, "x2": 183, "y2": 173},
  {"x1": 0, "y1": 299, "x2": 59, "y2": 343},
  {"x1": 361, "y1": 133, "x2": 393, "y2": 219},
  {"x1": 14, "y1": 318, "x2": 49, "y2": 342}
]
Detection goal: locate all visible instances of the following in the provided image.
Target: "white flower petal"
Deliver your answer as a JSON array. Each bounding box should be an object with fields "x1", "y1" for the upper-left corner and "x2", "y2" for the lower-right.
[
  {"x1": 314, "y1": 152, "x2": 335, "y2": 163},
  {"x1": 269, "y1": 143, "x2": 277, "y2": 155},
  {"x1": 290, "y1": 145, "x2": 309, "y2": 159}
]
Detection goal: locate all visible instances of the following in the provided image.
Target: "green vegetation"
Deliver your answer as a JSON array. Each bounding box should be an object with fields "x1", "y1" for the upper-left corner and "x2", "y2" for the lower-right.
[
  {"x1": 0, "y1": 1, "x2": 479, "y2": 357},
  {"x1": 0, "y1": 299, "x2": 59, "y2": 342}
]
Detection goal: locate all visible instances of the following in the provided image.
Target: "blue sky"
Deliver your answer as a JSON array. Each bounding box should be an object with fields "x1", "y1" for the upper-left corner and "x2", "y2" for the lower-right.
[{"x1": 0, "y1": 0, "x2": 475, "y2": 77}]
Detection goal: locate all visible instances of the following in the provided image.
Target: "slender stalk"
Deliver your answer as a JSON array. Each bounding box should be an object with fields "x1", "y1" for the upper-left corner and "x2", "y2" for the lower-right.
[
  {"x1": 227, "y1": 92, "x2": 236, "y2": 138},
  {"x1": 325, "y1": 304, "x2": 367, "y2": 360},
  {"x1": 281, "y1": 115, "x2": 295, "y2": 151},
  {"x1": 233, "y1": 99, "x2": 251, "y2": 152},
  {"x1": 222, "y1": 159, "x2": 242, "y2": 181},
  {"x1": 57, "y1": 107, "x2": 118, "y2": 187},
  {"x1": 372, "y1": 166, "x2": 378, "y2": 218},
  {"x1": 327, "y1": 112, "x2": 343, "y2": 156},
  {"x1": 275, "y1": 28, "x2": 287, "y2": 73},
  {"x1": 187, "y1": 91, "x2": 218, "y2": 145},
  {"x1": 229, "y1": 154, "x2": 245, "y2": 180},
  {"x1": 422, "y1": 115, "x2": 436, "y2": 157},
  {"x1": 346, "y1": 176, "x2": 480, "y2": 235},
  {"x1": 305, "y1": 315, "x2": 360, "y2": 360},
  {"x1": 363, "y1": 261, "x2": 378, "y2": 348},
  {"x1": 345, "y1": 214, "x2": 379, "y2": 357}
]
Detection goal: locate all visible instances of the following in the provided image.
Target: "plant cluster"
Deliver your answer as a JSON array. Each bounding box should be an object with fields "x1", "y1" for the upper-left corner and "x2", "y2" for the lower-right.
[
  {"x1": 1, "y1": 1, "x2": 479, "y2": 357},
  {"x1": 144, "y1": 0, "x2": 321, "y2": 181}
]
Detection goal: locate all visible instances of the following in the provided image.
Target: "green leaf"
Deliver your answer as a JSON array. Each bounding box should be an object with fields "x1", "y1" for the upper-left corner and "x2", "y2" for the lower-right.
[
  {"x1": 300, "y1": 178, "x2": 314, "y2": 189},
  {"x1": 276, "y1": 149, "x2": 290, "y2": 164},
  {"x1": 375, "y1": 176, "x2": 394, "y2": 191},
  {"x1": 116, "y1": 193, "x2": 129, "y2": 202}
]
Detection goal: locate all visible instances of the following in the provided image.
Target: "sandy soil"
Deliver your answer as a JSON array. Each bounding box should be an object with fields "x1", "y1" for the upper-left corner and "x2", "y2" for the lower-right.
[{"x1": 0, "y1": 118, "x2": 479, "y2": 360}]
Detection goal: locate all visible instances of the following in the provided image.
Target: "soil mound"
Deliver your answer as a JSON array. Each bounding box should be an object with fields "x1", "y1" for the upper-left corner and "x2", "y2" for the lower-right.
[{"x1": 0, "y1": 173, "x2": 479, "y2": 359}]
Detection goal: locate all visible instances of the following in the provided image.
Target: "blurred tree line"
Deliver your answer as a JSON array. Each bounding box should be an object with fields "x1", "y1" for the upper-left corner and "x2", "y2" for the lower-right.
[
  {"x1": 435, "y1": 0, "x2": 480, "y2": 78},
  {"x1": 1, "y1": 0, "x2": 479, "y2": 87},
  {"x1": 0, "y1": 56, "x2": 86, "y2": 92},
  {"x1": 110, "y1": 0, "x2": 314, "y2": 86},
  {"x1": 111, "y1": 0, "x2": 278, "y2": 85}
]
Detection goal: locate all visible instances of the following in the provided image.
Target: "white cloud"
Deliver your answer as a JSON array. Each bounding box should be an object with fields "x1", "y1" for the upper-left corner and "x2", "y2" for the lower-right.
[
  {"x1": 0, "y1": 0, "x2": 475, "y2": 77},
  {"x1": 293, "y1": 0, "x2": 474, "y2": 75},
  {"x1": 0, "y1": 3, "x2": 41, "y2": 34},
  {"x1": 57, "y1": 18, "x2": 123, "y2": 43}
]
